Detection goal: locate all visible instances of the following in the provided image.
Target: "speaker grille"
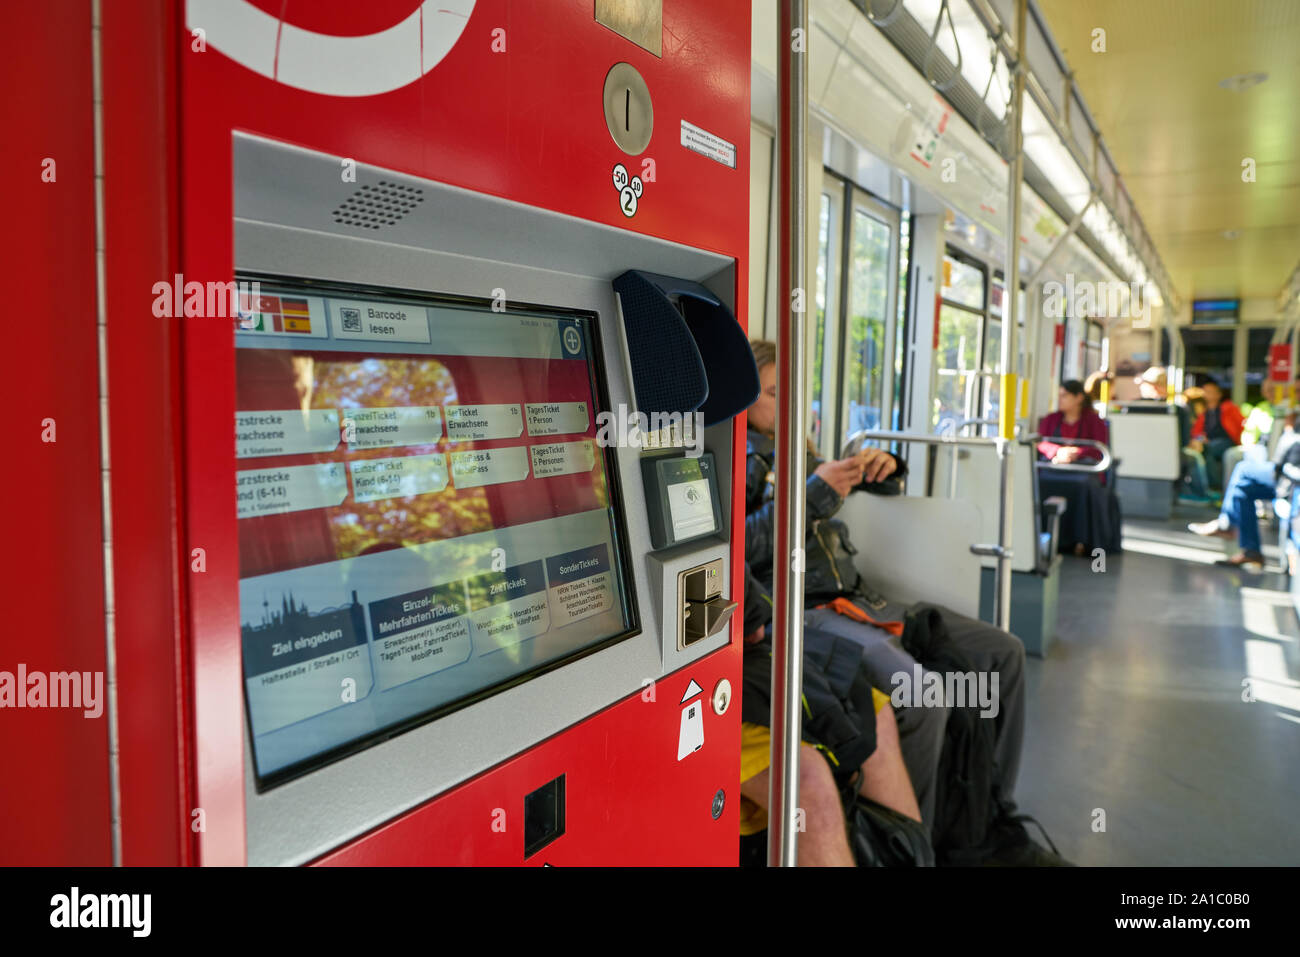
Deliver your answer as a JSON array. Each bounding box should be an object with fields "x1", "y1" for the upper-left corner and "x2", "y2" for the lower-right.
[{"x1": 331, "y1": 181, "x2": 424, "y2": 231}]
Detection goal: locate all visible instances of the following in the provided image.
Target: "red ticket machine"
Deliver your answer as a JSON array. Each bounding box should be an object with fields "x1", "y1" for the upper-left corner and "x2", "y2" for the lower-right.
[{"x1": 90, "y1": 0, "x2": 753, "y2": 865}]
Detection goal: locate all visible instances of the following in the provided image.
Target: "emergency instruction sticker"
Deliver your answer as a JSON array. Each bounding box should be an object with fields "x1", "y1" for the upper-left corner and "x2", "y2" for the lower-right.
[
  {"x1": 449, "y1": 447, "x2": 530, "y2": 488},
  {"x1": 236, "y1": 463, "x2": 349, "y2": 518},
  {"x1": 344, "y1": 406, "x2": 443, "y2": 450},
  {"x1": 236, "y1": 409, "x2": 341, "y2": 459},
  {"x1": 680, "y1": 119, "x2": 737, "y2": 169},
  {"x1": 445, "y1": 404, "x2": 524, "y2": 442},
  {"x1": 349, "y1": 453, "x2": 449, "y2": 503}
]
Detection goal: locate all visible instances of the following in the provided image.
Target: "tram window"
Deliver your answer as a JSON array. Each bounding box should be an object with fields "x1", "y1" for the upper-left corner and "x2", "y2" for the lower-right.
[
  {"x1": 1245, "y1": 326, "x2": 1275, "y2": 404},
  {"x1": 844, "y1": 208, "x2": 892, "y2": 436},
  {"x1": 1083, "y1": 320, "x2": 1104, "y2": 378},
  {"x1": 981, "y1": 317, "x2": 1002, "y2": 424},
  {"x1": 941, "y1": 253, "x2": 984, "y2": 310},
  {"x1": 233, "y1": 278, "x2": 637, "y2": 788},
  {"x1": 978, "y1": 275, "x2": 1027, "y2": 426},
  {"x1": 1180, "y1": 326, "x2": 1234, "y2": 389},
  {"x1": 811, "y1": 192, "x2": 834, "y2": 451},
  {"x1": 935, "y1": 303, "x2": 983, "y2": 434},
  {"x1": 934, "y1": 251, "x2": 987, "y2": 433},
  {"x1": 893, "y1": 214, "x2": 911, "y2": 432}
]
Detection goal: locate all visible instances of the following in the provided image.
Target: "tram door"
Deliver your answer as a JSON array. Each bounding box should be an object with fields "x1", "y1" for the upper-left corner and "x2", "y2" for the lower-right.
[{"x1": 83, "y1": 0, "x2": 755, "y2": 866}]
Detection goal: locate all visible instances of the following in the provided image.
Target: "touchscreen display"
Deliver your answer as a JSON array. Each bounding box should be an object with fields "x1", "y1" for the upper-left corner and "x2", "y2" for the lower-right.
[{"x1": 234, "y1": 279, "x2": 637, "y2": 787}]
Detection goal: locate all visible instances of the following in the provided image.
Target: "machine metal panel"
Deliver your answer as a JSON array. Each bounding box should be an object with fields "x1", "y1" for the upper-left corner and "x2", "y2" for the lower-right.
[
  {"x1": 92, "y1": 0, "x2": 755, "y2": 866},
  {"x1": 233, "y1": 148, "x2": 738, "y2": 861}
]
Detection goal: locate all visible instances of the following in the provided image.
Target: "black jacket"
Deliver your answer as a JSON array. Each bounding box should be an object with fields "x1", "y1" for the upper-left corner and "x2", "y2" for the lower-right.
[
  {"x1": 740, "y1": 562, "x2": 877, "y2": 780},
  {"x1": 745, "y1": 429, "x2": 905, "y2": 603}
]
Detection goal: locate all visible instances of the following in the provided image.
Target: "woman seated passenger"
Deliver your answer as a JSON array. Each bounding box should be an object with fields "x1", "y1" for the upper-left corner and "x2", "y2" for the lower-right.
[{"x1": 1036, "y1": 379, "x2": 1122, "y2": 556}]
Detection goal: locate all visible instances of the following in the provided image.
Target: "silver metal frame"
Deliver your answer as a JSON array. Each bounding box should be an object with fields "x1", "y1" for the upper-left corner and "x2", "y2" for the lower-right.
[
  {"x1": 769, "y1": 0, "x2": 809, "y2": 869},
  {"x1": 838, "y1": 190, "x2": 902, "y2": 447},
  {"x1": 841, "y1": 428, "x2": 1015, "y2": 631},
  {"x1": 1036, "y1": 436, "x2": 1113, "y2": 474}
]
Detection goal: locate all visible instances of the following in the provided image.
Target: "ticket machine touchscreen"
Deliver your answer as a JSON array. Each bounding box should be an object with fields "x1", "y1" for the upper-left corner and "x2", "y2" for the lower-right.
[{"x1": 234, "y1": 279, "x2": 638, "y2": 787}]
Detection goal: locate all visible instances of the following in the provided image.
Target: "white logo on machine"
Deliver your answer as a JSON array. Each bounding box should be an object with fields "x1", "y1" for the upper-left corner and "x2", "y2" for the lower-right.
[
  {"x1": 677, "y1": 678, "x2": 705, "y2": 761},
  {"x1": 562, "y1": 326, "x2": 582, "y2": 355},
  {"x1": 611, "y1": 163, "x2": 644, "y2": 218},
  {"x1": 185, "y1": 0, "x2": 477, "y2": 98}
]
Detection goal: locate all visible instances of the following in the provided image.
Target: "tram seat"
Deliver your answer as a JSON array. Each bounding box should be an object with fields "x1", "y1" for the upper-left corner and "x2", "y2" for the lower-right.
[
  {"x1": 836, "y1": 489, "x2": 984, "y2": 619},
  {"x1": 1107, "y1": 409, "x2": 1180, "y2": 518},
  {"x1": 929, "y1": 439, "x2": 1063, "y2": 655}
]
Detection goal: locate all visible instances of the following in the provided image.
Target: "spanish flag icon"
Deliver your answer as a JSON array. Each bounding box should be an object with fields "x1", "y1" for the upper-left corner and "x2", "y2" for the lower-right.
[{"x1": 281, "y1": 297, "x2": 312, "y2": 333}]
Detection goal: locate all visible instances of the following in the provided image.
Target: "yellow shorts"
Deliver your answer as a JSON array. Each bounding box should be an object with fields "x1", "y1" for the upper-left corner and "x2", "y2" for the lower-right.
[{"x1": 738, "y1": 687, "x2": 890, "y2": 836}]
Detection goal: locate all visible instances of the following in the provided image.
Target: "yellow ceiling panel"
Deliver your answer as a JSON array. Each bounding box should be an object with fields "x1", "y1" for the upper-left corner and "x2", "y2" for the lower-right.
[{"x1": 1036, "y1": 0, "x2": 1300, "y2": 301}]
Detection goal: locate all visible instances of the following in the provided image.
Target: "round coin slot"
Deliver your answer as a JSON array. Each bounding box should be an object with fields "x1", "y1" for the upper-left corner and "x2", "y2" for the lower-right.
[{"x1": 603, "y1": 62, "x2": 654, "y2": 155}]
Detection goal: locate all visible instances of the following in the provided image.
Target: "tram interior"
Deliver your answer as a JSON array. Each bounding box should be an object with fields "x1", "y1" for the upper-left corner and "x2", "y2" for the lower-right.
[
  {"x1": 745, "y1": 0, "x2": 1300, "y2": 865},
  {"x1": 11, "y1": 0, "x2": 1300, "y2": 874}
]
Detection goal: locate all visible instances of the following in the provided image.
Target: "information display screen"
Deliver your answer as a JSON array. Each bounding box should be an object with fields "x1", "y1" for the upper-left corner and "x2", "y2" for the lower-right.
[{"x1": 234, "y1": 279, "x2": 638, "y2": 787}]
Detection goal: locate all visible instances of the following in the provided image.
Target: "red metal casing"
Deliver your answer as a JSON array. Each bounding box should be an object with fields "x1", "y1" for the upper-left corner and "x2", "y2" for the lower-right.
[
  {"x1": 2, "y1": 0, "x2": 113, "y2": 867},
  {"x1": 97, "y1": 0, "x2": 751, "y2": 865}
]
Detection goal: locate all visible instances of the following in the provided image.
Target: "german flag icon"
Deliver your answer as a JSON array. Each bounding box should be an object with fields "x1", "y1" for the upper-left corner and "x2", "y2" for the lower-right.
[{"x1": 282, "y1": 297, "x2": 312, "y2": 333}]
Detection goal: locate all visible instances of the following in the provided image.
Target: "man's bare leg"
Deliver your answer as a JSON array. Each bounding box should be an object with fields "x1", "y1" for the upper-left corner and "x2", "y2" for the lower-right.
[
  {"x1": 740, "y1": 743, "x2": 854, "y2": 866},
  {"x1": 857, "y1": 704, "x2": 922, "y2": 822}
]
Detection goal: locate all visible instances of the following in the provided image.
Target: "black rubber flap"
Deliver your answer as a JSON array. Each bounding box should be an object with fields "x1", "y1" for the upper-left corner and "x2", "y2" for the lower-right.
[{"x1": 613, "y1": 270, "x2": 759, "y2": 426}]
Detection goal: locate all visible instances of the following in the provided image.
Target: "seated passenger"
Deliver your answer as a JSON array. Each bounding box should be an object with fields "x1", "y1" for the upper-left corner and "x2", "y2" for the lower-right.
[
  {"x1": 1188, "y1": 377, "x2": 1243, "y2": 490},
  {"x1": 743, "y1": 339, "x2": 1067, "y2": 866},
  {"x1": 1177, "y1": 386, "x2": 1213, "y2": 501},
  {"x1": 1133, "y1": 366, "x2": 1167, "y2": 405},
  {"x1": 737, "y1": 564, "x2": 925, "y2": 866},
  {"x1": 1036, "y1": 380, "x2": 1122, "y2": 556},
  {"x1": 1084, "y1": 369, "x2": 1114, "y2": 409},
  {"x1": 1187, "y1": 413, "x2": 1300, "y2": 568}
]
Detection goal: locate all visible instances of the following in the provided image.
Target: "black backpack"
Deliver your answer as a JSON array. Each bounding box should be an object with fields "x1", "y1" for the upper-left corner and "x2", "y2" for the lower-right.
[
  {"x1": 741, "y1": 629, "x2": 878, "y2": 780},
  {"x1": 900, "y1": 604, "x2": 1000, "y2": 864},
  {"x1": 741, "y1": 628, "x2": 934, "y2": 867}
]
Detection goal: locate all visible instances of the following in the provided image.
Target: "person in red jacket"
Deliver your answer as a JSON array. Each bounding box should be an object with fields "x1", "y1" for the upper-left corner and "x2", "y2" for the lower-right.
[{"x1": 1188, "y1": 377, "x2": 1243, "y2": 490}]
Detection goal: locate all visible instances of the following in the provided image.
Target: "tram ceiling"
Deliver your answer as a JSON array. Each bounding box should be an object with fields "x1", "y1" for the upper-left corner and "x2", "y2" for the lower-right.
[
  {"x1": 1037, "y1": 0, "x2": 1300, "y2": 302},
  {"x1": 855, "y1": 0, "x2": 1177, "y2": 310}
]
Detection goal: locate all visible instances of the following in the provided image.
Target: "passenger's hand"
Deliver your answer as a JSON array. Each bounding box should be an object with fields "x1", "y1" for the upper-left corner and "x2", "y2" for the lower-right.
[
  {"x1": 1053, "y1": 446, "x2": 1081, "y2": 464},
  {"x1": 813, "y1": 458, "x2": 860, "y2": 499},
  {"x1": 858, "y1": 448, "x2": 898, "y2": 483}
]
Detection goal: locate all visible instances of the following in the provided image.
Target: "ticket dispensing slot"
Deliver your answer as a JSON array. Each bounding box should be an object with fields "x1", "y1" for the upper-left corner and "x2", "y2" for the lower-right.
[{"x1": 679, "y1": 559, "x2": 736, "y2": 649}]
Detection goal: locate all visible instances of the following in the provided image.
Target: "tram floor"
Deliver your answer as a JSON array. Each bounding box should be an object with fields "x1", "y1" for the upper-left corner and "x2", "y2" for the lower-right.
[{"x1": 1016, "y1": 503, "x2": 1300, "y2": 866}]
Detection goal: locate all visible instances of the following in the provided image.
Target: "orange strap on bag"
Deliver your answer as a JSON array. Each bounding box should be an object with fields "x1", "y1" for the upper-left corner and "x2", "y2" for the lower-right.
[{"x1": 820, "y1": 596, "x2": 904, "y2": 637}]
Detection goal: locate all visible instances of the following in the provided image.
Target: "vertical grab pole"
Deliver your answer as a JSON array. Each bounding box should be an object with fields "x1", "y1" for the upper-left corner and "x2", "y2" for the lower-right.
[
  {"x1": 769, "y1": 0, "x2": 809, "y2": 868},
  {"x1": 995, "y1": 0, "x2": 1028, "y2": 633}
]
